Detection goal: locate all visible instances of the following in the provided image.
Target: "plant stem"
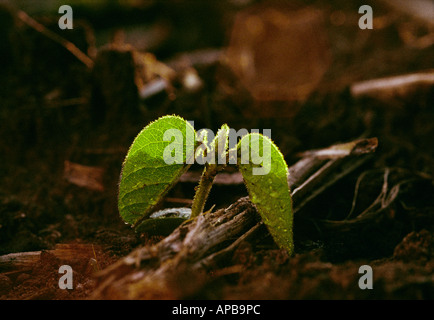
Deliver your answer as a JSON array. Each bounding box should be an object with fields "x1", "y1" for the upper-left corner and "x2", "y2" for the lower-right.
[{"x1": 190, "y1": 164, "x2": 219, "y2": 218}]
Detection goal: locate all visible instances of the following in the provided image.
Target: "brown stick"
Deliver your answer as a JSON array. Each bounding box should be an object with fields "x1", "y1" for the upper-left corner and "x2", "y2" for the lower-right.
[
  {"x1": 15, "y1": 9, "x2": 94, "y2": 68},
  {"x1": 0, "y1": 244, "x2": 102, "y2": 272},
  {"x1": 350, "y1": 70, "x2": 434, "y2": 100}
]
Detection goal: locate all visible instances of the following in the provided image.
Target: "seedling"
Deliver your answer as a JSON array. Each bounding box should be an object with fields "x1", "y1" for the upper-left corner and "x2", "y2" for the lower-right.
[{"x1": 118, "y1": 115, "x2": 294, "y2": 255}]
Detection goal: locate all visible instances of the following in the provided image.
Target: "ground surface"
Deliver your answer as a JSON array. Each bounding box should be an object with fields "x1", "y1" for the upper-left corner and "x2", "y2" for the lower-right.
[{"x1": 1, "y1": 0, "x2": 434, "y2": 300}]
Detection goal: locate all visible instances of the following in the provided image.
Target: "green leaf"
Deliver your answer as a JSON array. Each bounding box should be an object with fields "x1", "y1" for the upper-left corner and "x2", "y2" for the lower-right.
[
  {"x1": 237, "y1": 133, "x2": 294, "y2": 255},
  {"x1": 135, "y1": 207, "x2": 191, "y2": 236},
  {"x1": 118, "y1": 115, "x2": 195, "y2": 226}
]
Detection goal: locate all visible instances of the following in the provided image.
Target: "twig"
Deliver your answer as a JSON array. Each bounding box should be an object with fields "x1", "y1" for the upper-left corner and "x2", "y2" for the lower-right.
[
  {"x1": 350, "y1": 71, "x2": 434, "y2": 100},
  {"x1": 15, "y1": 9, "x2": 94, "y2": 68},
  {"x1": 314, "y1": 168, "x2": 433, "y2": 235},
  {"x1": 0, "y1": 244, "x2": 102, "y2": 272},
  {"x1": 0, "y1": 251, "x2": 41, "y2": 271},
  {"x1": 291, "y1": 138, "x2": 378, "y2": 213}
]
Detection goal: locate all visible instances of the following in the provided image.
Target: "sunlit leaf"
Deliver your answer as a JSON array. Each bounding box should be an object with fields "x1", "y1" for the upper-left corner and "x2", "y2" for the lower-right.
[
  {"x1": 237, "y1": 133, "x2": 294, "y2": 255},
  {"x1": 118, "y1": 115, "x2": 195, "y2": 226}
]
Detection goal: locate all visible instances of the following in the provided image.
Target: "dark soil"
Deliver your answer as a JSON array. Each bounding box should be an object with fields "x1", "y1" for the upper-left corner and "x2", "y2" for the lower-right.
[{"x1": 1, "y1": 0, "x2": 434, "y2": 300}]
